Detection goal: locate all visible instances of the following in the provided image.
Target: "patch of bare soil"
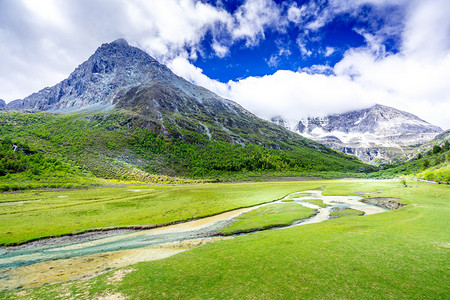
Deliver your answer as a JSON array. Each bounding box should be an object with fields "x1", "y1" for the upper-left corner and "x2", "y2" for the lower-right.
[
  {"x1": 96, "y1": 292, "x2": 126, "y2": 300},
  {"x1": 361, "y1": 197, "x2": 405, "y2": 209},
  {"x1": 107, "y1": 268, "x2": 134, "y2": 284}
]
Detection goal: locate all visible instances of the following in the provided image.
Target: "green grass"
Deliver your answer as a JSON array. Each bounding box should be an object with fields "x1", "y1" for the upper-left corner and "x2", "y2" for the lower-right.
[
  {"x1": 0, "y1": 181, "x2": 325, "y2": 245},
  {"x1": 220, "y1": 203, "x2": 316, "y2": 235},
  {"x1": 372, "y1": 141, "x2": 450, "y2": 181},
  {"x1": 3, "y1": 180, "x2": 450, "y2": 299},
  {"x1": 329, "y1": 207, "x2": 364, "y2": 218},
  {"x1": 303, "y1": 198, "x2": 330, "y2": 207}
]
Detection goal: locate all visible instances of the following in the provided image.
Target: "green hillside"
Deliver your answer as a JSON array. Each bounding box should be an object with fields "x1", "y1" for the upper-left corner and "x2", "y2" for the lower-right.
[
  {"x1": 375, "y1": 139, "x2": 450, "y2": 182},
  {"x1": 0, "y1": 135, "x2": 99, "y2": 191},
  {"x1": 0, "y1": 110, "x2": 373, "y2": 187}
]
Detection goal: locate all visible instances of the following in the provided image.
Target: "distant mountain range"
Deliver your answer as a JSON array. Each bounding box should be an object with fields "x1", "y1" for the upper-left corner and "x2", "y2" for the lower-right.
[
  {"x1": 272, "y1": 104, "x2": 443, "y2": 164},
  {"x1": 0, "y1": 39, "x2": 372, "y2": 180}
]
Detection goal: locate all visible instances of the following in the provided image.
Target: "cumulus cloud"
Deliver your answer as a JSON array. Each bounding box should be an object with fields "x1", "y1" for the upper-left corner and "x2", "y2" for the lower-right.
[
  {"x1": 0, "y1": 0, "x2": 235, "y2": 100},
  {"x1": 324, "y1": 47, "x2": 335, "y2": 56},
  {"x1": 231, "y1": 0, "x2": 284, "y2": 46}
]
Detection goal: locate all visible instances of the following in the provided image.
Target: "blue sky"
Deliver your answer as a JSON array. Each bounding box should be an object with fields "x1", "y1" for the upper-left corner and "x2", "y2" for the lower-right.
[
  {"x1": 194, "y1": 0, "x2": 401, "y2": 82},
  {"x1": 0, "y1": 0, "x2": 449, "y2": 128}
]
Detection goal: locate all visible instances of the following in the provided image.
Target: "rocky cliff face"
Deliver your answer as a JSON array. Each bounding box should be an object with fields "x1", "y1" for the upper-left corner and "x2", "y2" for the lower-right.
[{"x1": 279, "y1": 104, "x2": 443, "y2": 164}]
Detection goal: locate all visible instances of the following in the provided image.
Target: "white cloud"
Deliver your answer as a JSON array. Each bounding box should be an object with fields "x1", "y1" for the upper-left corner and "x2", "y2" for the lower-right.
[
  {"x1": 300, "y1": 65, "x2": 334, "y2": 75},
  {"x1": 167, "y1": 56, "x2": 229, "y2": 96},
  {"x1": 231, "y1": 0, "x2": 283, "y2": 46},
  {"x1": 402, "y1": 0, "x2": 450, "y2": 58},
  {"x1": 287, "y1": 3, "x2": 304, "y2": 24},
  {"x1": 0, "y1": 0, "x2": 234, "y2": 100},
  {"x1": 296, "y1": 38, "x2": 312, "y2": 57},
  {"x1": 212, "y1": 41, "x2": 229, "y2": 58},
  {"x1": 324, "y1": 47, "x2": 335, "y2": 56},
  {"x1": 266, "y1": 55, "x2": 279, "y2": 68}
]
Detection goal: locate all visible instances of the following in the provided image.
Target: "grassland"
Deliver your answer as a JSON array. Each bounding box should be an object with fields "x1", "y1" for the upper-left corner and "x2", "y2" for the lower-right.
[
  {"x1": 303, "y1": 198, "x2": 330, "y2": 207},
  {"x1": 2, "y1": 180, "x2": 449, "y2": 299},
  {"x1": 0, "y1": 181, "x2": 325, "y2": 245},
  {"x1": 220, "y1": 203, "x2": 316, "y2": 235}
]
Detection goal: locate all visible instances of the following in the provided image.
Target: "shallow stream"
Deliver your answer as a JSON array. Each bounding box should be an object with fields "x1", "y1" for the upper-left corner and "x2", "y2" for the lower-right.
[{"x1": 0, "y1": 190, "x2": 387, "y2": 291}]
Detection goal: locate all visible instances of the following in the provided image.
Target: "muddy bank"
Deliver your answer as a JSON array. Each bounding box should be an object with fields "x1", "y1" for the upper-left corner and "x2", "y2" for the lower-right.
[{"x1": 361, "y1": 197, "x2": 405, "y2": 210}]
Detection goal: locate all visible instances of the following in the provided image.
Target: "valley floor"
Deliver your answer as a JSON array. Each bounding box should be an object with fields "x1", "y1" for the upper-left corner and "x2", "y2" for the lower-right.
[{"x1": 0, "y1": 179, "x2": 449, "y2": 299}]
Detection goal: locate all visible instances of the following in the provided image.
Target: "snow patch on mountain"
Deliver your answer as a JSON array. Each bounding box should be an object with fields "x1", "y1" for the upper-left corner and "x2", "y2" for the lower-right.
[{"x1": 273, "y1": 104, "x2": 443, "y2": 164}]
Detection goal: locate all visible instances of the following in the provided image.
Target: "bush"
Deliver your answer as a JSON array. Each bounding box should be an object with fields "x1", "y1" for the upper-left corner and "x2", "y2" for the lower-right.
[{"x1": 433, "y1": 146, "x2": 442, "y2": 154}]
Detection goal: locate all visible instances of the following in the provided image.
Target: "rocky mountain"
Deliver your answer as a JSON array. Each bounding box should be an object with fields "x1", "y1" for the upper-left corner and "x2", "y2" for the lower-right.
[
  {"x1": 1, "y1": 39, "x2": 372, "y2": 179},
  {"x1": 270, "y1": 116, "x2": 290, "y2": 130},
  {"x1": 0, "y1": 99, "x2": 5, "y2": 107},
  {"x1": 5, "y1": 39, "x2": 299, "y2": 145},
  {"x1": 7, "y1": 39, "x2": 163, "y2": 111},
  {"x1": 284, "y1": 104, "x2": 443, "y2": 164}
]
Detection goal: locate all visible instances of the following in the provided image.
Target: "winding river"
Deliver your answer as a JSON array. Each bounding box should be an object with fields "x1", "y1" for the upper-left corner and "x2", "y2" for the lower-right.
[{"x1": 0, "y1": 190, "x2": 387, "y2": 291}]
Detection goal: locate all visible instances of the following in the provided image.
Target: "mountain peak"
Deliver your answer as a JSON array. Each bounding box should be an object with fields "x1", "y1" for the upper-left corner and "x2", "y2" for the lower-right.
[
  {"x1": 93, "y1": 38, "x2": 156, "y2": 63},
  {"x1": 293, "y1": 103, "x2": 442, "y2": 164},
  {"x1": 110, "y1": 38, "x2": 129, "y2": 46},
  {"x1": 7, "y1": 39, "x2": 165, "y2": 111}
]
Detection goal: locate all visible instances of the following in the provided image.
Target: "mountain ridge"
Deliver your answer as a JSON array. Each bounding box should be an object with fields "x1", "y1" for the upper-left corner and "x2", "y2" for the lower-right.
[{"x1": 270, "y1": 104, "x2": 443, "y2": 164}]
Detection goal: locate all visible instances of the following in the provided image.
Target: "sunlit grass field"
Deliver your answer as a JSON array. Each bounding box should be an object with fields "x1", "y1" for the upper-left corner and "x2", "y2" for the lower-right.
[
  {"x1": 220, "y1": 202, "x2": 316, "y2": 235},
  {"x1": 0, "y1": 181, "x2": 326, "y2": 245},
  {"x1": 2, "y1": 179, "x2": 449, "y2": 299}
]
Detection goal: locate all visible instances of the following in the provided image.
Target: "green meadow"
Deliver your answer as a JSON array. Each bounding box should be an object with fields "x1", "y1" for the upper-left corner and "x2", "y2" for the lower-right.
[
  {"x1": 220, "y1": 202, "x2": 316, "y2": 235},
  {"x1": 2, "y1": 179, "x2": 449, "y2": 299},
  {"x1": 0, "y1": 181, "x2": 326, "y2": 245}
]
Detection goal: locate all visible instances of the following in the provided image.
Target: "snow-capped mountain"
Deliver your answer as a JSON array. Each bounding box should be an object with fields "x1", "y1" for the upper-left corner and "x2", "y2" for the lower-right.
[{"x1": 275, "y1": 104, "x2": 443, "y2": 164}]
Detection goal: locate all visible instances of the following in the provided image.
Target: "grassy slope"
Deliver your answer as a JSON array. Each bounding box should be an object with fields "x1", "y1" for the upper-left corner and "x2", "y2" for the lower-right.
[
  {"x1": 3, "y1": 180, "x2": 449, "y2": 299},
  {"x1": 0, "y1": 111, "x2": 373, "y2": 183},
  {"x1": 0, "y1": 181, "x2": 325, "y2": 245},
  {"x1": 374, "y1": 141, "x2": 450, "y2": 182},
  {"x1": 0, "y1": 137, "x2": 99, "y2": 190},
  {"x1": 220, "y1": 203, "x2": 316, "y2": 235}
]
